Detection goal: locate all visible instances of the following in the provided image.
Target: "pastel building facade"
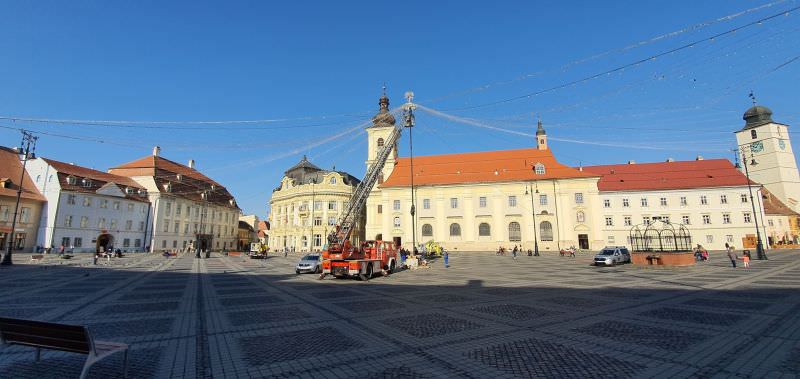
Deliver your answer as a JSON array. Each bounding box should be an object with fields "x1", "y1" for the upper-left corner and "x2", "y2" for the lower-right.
[
  {"x1": 26, "y1": 157, "x2": 151, "y2": 253},
  {"x1": 0, "y1": 146, "x2": 45, "y2": 253}
]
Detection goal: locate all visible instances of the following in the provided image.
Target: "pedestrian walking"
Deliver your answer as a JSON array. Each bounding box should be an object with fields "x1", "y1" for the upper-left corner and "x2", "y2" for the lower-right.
[
  {"x1": 58, "y1": 244, "x2": 65, "y2": 256},
  {"x1": 93, "y1": 253, "x2": 98, "y2": 265},
  {"x1": 443, "y1": 250, "x2": 449, "y2": 268},
  {"x1": 742, "y1": 250, "x2": 751, "y2": 269},
  {"x1": 727, "y1": 246, "x2": 737, "y2": 268},
  {"x1": 512, "y1": 246, "x2": 517, "y2": 260}
]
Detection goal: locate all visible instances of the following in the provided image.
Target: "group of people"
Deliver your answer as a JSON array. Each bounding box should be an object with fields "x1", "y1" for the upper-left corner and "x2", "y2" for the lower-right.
[
  {"x1": 497, "y1": 245, "x2": 537, "y2": 257},
  {"x1": 726, "y1": 243, "x2": 751, "y2": 269},
  {"x1": 693, "y1": 245, "x2": 710, "y2": 261}
]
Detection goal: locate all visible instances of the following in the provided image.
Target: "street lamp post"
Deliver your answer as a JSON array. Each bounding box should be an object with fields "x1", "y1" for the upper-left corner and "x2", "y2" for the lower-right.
[
  {"x1": 404, "y1": 92, "x2": 417, "y2": 254},
  {"x1": 310, "y1": 179, "x2": 315, "y2": 252},
  {"x1": 2, "y1": 130, "x2": 38, "y2": 266},
  {"x1": 740, "y1": 148, "x2": 767, "y2": 260},
  {"x1": 525, "y1": 183, "x2": 539, "y2": 256}
]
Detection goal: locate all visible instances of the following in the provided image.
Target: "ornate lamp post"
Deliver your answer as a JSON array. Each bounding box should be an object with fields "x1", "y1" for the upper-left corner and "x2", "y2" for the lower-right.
[
  {"x1": 525, "y1": 183, "x2": 539, "y2": 256},
  {"x1": 2, "y1": 130, "x2": 38, "y2": 266},
  {"x1": 739, "y1": 147, "x2": 767, "y2": 260},
  {"x1": 404, "y1": 91, "x2": 417, "y2": 254}
]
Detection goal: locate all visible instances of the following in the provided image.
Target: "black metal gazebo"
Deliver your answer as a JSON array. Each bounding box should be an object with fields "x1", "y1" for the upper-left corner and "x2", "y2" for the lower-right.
[{"x1": 629, "y1": 220, "x2": 692, "y2": 252}]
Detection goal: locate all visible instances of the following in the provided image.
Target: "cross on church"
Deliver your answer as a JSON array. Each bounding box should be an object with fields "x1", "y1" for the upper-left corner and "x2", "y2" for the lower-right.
[{"x1": 749, "y1": 91, "x2": 757, "y2": 106}]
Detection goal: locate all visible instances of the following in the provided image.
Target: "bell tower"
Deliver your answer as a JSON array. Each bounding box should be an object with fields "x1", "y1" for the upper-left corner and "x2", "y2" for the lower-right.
[
  {"x1": 365, "y1": 88, "x2": 398, "y2": 182},
  {"x1": 536, "y1": 118, "x2": 548, "y2": 151},
  {"x1": 734, "y1": 104, "x2": 800, "y2": 211}
]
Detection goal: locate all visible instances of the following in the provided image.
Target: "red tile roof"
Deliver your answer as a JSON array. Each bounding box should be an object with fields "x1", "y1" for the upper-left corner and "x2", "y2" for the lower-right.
[
  {"x1": 381, "y1": 148, "x2": 596, "y2": 188},
  {"x1": 761, "y1": 187, "x2": 799, "y2": 216},
  {"x1": 582, "y1": 159, "x2": 752, "y2": 192},
  {"x1": 109, "y1": 155, "x2": 238, "y2": 209},
  {"x1": 0, "y1": 147, "x2": 45, "y2": 202},
  {"x1": 41, "y1": 158, "x2": 149, "y2": 202}
]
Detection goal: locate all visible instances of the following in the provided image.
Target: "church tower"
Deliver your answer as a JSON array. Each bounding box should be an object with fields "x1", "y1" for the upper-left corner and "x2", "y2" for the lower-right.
[
  {"x1": 365, "y1": 90, "x2": 398, "y2": 184},
  {"x1": 536, "y1": 119, "x2": 548, "y2": 151},
  {"x1": 734, "y1": 105, "x2": 800, "y2": 211}
]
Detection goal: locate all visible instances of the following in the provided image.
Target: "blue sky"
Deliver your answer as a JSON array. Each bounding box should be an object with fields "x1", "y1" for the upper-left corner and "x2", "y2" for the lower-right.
[{"x1": 1, "y1": 0, "x2": 799, "y2": 217}]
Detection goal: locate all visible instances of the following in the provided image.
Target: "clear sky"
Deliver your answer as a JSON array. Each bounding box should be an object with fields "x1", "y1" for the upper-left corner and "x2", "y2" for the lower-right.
[{"x1": 1, "y1": 0, "x2": 799, "y2": 217}]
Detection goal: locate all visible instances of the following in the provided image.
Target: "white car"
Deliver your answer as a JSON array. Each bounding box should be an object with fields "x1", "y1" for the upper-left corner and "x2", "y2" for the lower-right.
[
  {"x1": 593, "y1": 247, "x2": 631, "y2": 266},
  {"x1": 295, "y1": 254, "x2": 321, "y2": 274}
]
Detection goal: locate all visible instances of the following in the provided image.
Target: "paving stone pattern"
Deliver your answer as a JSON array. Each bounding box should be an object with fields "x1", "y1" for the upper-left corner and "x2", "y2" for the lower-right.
[
  {"x1": 1, "y1": 250, "x2": 800, "y2": 378},
  {"x1": 468, "y1": 337, "x2": 644, "y2": 378}
]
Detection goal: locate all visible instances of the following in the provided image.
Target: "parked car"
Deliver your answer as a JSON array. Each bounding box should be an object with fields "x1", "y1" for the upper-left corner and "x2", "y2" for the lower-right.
[
  {"x1": 295, "y1": 254, "x2": 321, "y2": 274},
  {"x1": 593, "y1": 246, "x2": 631, "y2": 266}
]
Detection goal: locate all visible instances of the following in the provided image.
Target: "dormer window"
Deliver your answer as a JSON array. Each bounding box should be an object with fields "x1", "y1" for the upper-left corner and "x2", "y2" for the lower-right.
[
  {"x1": 534, "y1": 163, "x2": 546, "y2": 175},
  {"x1": 176, "y1": 174, "x2": 182, "y2": 181},
  {"x1": 330, "y1": 177, "x2": 336, "y2": 185},
  {"x1": 81, "y1": 178, "x2": 92, "y2": 188},
  {"x1": 125, "y1": 187, "x2": 134, "y2": 194},
  {"x1": 0, "y1": 178, "x2": 10, "y2": 188},
  {"x1": 210, "y1": 184, "x2": 216, "y2": 191},
  {"x1": 66, "y1": 176, "x2": 77, "y2": 185},
  {"x1": 229, "y1": 199, "x2": 236, "y2": 206},
  {"x1": 138, "y1": 189, "x2": 147, "y2": 196},
  {"x1": 163, "y1": 182, "x2": 172, "y2": 192}
]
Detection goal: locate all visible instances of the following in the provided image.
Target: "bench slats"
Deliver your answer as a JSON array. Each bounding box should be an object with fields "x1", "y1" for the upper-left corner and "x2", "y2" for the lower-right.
[{"x1": 0, "y1": 317, "x2": 91, "y2": 354}]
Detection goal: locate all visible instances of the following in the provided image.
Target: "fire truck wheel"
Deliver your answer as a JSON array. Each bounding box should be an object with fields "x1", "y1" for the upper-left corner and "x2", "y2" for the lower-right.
[{"x1": 365, "y1": 263, "x2": 373, "y2": 279}]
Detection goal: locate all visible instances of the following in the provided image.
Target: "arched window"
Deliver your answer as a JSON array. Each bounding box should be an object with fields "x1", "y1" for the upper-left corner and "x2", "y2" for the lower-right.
[
  {"x1": 449, "y1": 223, "x2": 461, "y2": 237},
  {"x1": 329, "y1": 177, "x2": 336, "y2": 185},
  {"x1": 377, "y1": 138, "x2": 385, "y2": 147},
  {"x1": 751, "y1": 130, "x2": 757, "y2": 139},
  {"x1": 422, "y1": 224, "x2": 433, "y2": 237},
  {"x1": 577, "y1": 211, "x2": 585, "y2": 223},
  {"x1": 508, "y1": 222, "x2": 521, "y2": 242},
  {"x1": 534, "y1": 163, "x2": 545, "y2": 175},
  {"x1": 479, "y1": 223, "x2": 491, "y2": 236},
  {"x1": 540, "y1": 221, "x2": 553, "y2": 241}
]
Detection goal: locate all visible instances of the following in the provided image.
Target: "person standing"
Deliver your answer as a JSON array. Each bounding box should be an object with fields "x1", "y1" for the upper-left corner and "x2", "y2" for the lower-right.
[
  {"x1": 443, "y1": 249, "x2": 449, "y2": 268},
  {"x1": 742, "y1": 250, "x2": 751, "y2": 269},
  {"x1": 512, "y1": 246, "x2": 517, "y2": 260},
  {"x1": 727, "y1": 246, "x2": 737, "y2": 268}
]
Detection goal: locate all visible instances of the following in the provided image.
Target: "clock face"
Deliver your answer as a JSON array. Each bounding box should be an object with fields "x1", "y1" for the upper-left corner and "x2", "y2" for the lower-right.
[
  {"x1": 751, "y1": 141, "x2": 764, "y2": 153},
  {"x1": 779, "y1": 139, "x2": 787, "y2": 150}
]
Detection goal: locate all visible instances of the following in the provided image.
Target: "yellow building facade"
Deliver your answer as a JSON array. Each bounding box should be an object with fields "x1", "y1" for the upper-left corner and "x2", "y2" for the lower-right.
[{"x1": 269, "y1": 156, "x2": 364, "y2": 252}]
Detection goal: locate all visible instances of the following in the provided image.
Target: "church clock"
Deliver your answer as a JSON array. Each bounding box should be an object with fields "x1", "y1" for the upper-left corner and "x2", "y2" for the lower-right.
[{"x1": 751, "y1": 141, "x2": 764, "y2": 153}]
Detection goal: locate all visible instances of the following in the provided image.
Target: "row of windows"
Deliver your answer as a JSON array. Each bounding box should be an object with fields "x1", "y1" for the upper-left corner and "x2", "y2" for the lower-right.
[
  {"x1": 603, "y1": 213, "x2": 753, "y2": 227},
  {"x1": 160, "y1": 239, "x2": 228, "y2": 249},
  {"x1": 612, "y1": 234, "x2": 736, "y2": 245},
  {"x1": 162, "y1": 219, "x2": 235, "y2": 236},
  {"x1": 59, "y1": 237, "x2": 142, "y2": 249},
  {"x1": 63, "y1": 215, "x2": 145, "y2": 231},
  {"x1": 418, "y1": 221, "x2": 555, "y2": 241},
  {"x1": 604, "y1": 194, "x2": 749, "y2": 208},
  {"x1": 163, "y1": 201, "x2": 236, "y2": 224},
  {"x1": 66, "y1": 195, "x2": 147, "y2": 213},
  {"x1": 388, "y1": 194, "x2": 557, "y2": 212},
  {"x1": 0, "y1": 206, "x2": 31, "y2": 223}
]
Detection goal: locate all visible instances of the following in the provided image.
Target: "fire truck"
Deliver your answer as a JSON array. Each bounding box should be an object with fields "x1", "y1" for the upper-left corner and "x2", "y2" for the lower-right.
[{"x1": 320, "y1": 100, "x2": 410, "y2": 280}]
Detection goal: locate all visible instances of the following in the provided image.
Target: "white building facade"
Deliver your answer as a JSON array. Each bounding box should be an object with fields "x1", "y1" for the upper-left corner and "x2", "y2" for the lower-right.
[
  {"x1": 109, "y1": 147, "x2": 240, "y2": 253},
  {"x1": 26, "y1": 158, "x2": 151, "y2": 253}
]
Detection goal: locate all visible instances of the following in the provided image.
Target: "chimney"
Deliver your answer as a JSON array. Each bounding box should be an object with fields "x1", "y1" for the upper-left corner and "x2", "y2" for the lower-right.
[
  {"x1": 666, "y1": 157, "x2": 675, "y2": 162},
  {"x1": 696, "y1": 155, "x2": 704, "y2": 161},
  {"x1": 628, "y1": 160, "x2": 636, "y2": 165},
  {"x1": 152, "y1": 146, "x2": 161, "y2": 157},
  {"x1": 189, "y1": 159, "x2": 195, "y2": 169}
]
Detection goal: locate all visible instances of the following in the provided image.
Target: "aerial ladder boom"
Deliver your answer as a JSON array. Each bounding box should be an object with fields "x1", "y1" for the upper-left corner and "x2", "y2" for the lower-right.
[{"x1": 331, "y1": 124, "x2": 402, "y2": 245}]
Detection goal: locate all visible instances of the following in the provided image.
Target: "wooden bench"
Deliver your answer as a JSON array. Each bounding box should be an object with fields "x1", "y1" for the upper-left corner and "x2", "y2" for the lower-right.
[
  {"x1": 30, "y1": 254, "x2": 44, "y2": 262},
  {"x1": 0, "y1": 317, "x2": 128, "y2": 379}
]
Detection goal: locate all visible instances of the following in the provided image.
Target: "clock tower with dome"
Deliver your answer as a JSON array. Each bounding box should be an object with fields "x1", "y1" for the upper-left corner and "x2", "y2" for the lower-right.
[{"x1": 735, "y1": 104, "x2": 800, "y2": 211}]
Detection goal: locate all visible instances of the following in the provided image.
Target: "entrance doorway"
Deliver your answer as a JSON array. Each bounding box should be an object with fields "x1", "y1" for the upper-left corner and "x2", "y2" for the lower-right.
[
  {"x1": 392, "y1": 236, "x2": 402, "y2": 248},
  {"x1": 578, "y1": 234, "x2": 589, "y2": 250},
  {"x1": 96, "y1": 234, "x2": 114, "y2": 253},
  {"x1": 375, "y1": 233, "x2": 383, "y2": 241}
]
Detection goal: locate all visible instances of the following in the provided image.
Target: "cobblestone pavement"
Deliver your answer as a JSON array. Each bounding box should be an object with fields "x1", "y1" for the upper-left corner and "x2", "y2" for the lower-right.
[{"x1": 1, "y1": 250, "x2": 800, "y2": 378}]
